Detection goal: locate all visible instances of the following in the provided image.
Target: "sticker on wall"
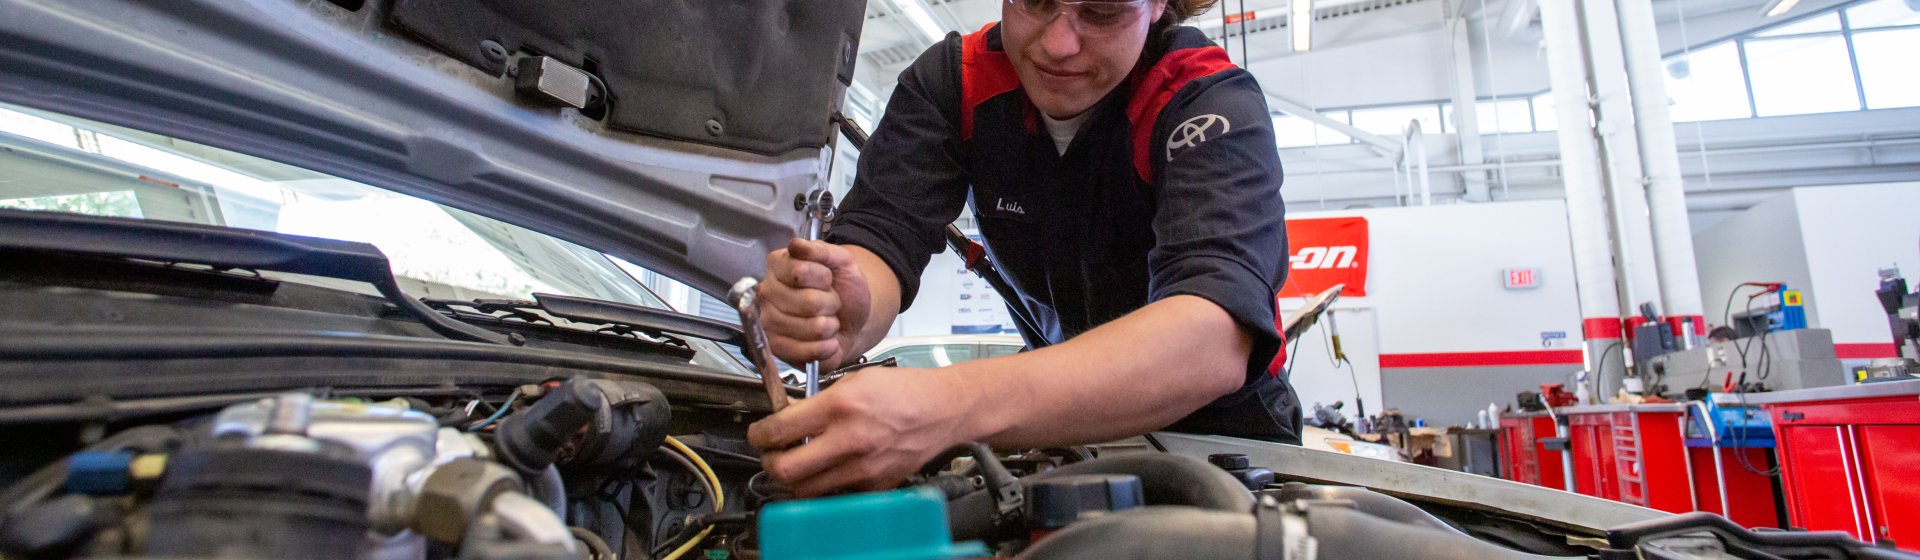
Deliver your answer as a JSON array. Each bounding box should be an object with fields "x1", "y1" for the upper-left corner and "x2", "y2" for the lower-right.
[
  {"x1": 1540, "y1": 331, "x2": 1568, "y2": 348},
  {"x1": 951, "y1": 231, "x2": 1018, "y2": 335},
  {"x1": 1280, "y1": 216, "x2": 1369, "y2": 297}
]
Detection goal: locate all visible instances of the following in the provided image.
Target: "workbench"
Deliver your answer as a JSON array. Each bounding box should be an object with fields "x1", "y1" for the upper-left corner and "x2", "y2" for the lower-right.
[{"x1": 1743, "y1": 379, "x2": 1920, "y2": 551}]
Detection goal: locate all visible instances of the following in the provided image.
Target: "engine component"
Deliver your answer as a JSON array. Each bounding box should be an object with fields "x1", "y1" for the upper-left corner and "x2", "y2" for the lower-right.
[
  {"x1": 62, "y1": 451, "x2": 133, "y2": 496},
  {"x1": 1259, "y1": 482, "x2": 1459, "y2": 535},
  {"x1": 950, "y1": 453, "x2": 1251, "y2": 542},
  {"x1": 494, "y1": 378, "x2": 670, "y2": 478},
  {"x1": 145, "y1": 446, "x2": 372, "y2": 559},
  {"x1": 0, "y1": 495, "x2": 116, "y2": 558},
  {"x1": 758, "y1": 487, "x2": 987, "y2": 560},
  {"x1": 0, "y1": 425, "x2": 184, "y2": 520},
  {"x1": 1206, "y1": 454, "x2": 1275, "y2": 491},
  {"x1": 1012, "y1": 506, "x2": 1256, "y2": 560},
  {"x1": 412, "y1": 459, "x2": 523, "y2": 544},
  {"x1": 1026, "y1": 474, "x2": 1144, "y2": 531},
  {"x1": 1013, "y1": 496, "x2": 1579, "y2": 560},
  {"x1": 211, "y1": 393, "x2": 447, "y2": 534}
]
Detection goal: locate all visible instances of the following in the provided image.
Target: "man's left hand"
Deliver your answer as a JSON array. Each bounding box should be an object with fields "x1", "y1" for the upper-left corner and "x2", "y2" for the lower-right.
[{"x1": 747, "y1": 366, "x2": 982, "y2": 497}]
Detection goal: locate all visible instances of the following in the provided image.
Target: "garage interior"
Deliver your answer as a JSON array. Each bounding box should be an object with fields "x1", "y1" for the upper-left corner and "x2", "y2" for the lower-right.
[
  {"x1": 822, "y1": 0, "x2": 1919, "y2": 545},
  {"x1": 0, "y1": 0, "x2": 1916, "y2": 557}
]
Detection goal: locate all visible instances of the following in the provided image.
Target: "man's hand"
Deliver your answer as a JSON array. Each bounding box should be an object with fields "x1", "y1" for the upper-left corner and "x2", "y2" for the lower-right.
[
  {"x1": 747, "y1": 367, "x2": 979, "y2": 497},
  {"x1": 761, "y1": 239, "x2": 874, "y2": 369}
]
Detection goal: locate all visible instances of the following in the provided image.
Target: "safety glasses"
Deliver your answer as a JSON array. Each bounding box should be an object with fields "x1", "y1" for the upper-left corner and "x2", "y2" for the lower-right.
[{"x1": 1006, "y1": 0, "x2": 1154, "y2": 37}]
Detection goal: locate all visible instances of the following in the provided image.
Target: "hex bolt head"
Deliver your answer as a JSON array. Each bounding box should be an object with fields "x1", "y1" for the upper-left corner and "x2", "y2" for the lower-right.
[{"x1": 480, "y1": 40, "x2": 509, "y2": 64}]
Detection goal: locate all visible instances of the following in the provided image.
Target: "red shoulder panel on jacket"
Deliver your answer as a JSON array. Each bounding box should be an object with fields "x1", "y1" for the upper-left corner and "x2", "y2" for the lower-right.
[
  {"x1": 961, "y1": 23, "x2": 1022, "y2": 141},
  {"x1": 1125, "y1": 45, "x2": 1237, "y2": 183}
]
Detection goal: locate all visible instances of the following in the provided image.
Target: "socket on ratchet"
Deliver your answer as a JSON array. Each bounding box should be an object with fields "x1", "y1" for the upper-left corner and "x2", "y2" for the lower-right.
[
  {"x1": 795, "y1": 189, "x2": 836, "y2": 400},
  {"x1": 728, "y1": 278, "x2": 792, "y2": 412}
]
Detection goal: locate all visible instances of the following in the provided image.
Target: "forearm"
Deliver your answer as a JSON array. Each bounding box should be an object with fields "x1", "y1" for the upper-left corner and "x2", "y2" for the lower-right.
[
  {"x1": 841, "y1": 245, "x2": 904, "y2": 365},
  {"x1": 946, "y1": 295, "x2": 1252, "y2": 448}
]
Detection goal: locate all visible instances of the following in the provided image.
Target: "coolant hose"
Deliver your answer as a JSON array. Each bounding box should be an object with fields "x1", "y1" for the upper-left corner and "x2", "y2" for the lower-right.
[
  {"x1": 949, "y1": 453, "x2": 1252, "y2": 540},
  {"x1": 1266, "y1": 482, "x2": 1462, "y2": 534},
  {"x1": 1014, "y1": 504, "x2": 1581, "y2": 560},
  {"x1": 1305, "y1": 506, "x2": 1579, "y2": 560},
  {"x1": 1016, "y1": 507, "x2": 1256, "y2": 560},
  {"x1": 529, "y1": 465, "x2": 567, "y2": 516}
]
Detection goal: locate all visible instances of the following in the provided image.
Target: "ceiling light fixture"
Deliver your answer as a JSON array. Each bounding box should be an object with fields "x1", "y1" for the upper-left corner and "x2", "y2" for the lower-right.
[
  {"x1": 891, "y1": 0, "x2": 947, "y2": 44},
  {"x1": 1291, "y1": 0, "x2": 1314, "y2": 52},
  {"x1": 1759, "y1": 0, "x2": 1802, "y2": 18}
]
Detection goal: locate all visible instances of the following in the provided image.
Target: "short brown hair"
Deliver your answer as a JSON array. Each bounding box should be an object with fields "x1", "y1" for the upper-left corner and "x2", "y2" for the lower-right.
[{"x1": 1161, "y1": 0, "x2": 1222, "y2": 24}]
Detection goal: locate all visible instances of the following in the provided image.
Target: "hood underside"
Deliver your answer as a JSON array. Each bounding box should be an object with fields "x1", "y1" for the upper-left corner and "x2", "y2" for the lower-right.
[{"x1": 0, "y1": 0, "x2": 865, "y2": 297}]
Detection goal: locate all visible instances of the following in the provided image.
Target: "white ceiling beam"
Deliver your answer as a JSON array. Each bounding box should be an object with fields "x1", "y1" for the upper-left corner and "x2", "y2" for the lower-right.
[
  {"x1": 1263, "y1": 91, "x2": 1402, "y2": 156},
  {"x1": 1501, "y1": 0, "x2": 1538, "y2": 37}
]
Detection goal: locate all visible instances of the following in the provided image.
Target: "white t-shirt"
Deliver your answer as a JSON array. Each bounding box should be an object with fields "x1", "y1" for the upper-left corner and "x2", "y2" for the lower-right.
[{"x1": 1041, "y1": 111, "x2": 1091, "y2": 155}]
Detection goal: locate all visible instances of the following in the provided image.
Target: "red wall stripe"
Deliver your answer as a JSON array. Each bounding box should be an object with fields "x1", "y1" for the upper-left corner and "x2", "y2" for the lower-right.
[
  {"x1": 1379, "y1": 350, "x2": 1586, "y2": 369},
  {"x1": 1834, "y1": 343, "x2": 1897, "y2": 359},
  {"x1": 1377, "y1": 343, "x2": 1894, "y2": 368},
  {"x1": 1583, "y1": 317, "x2": 1624, "y2": 340}
]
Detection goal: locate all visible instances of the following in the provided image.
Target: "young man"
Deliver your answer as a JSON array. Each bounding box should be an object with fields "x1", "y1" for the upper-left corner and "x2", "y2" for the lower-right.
[{"x1": 748, "y1": 0, "x2": 1295, "y2": 497}]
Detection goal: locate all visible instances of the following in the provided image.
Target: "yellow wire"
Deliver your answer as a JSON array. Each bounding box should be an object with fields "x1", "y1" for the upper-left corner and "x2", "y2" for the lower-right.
[{"x1": 660, "y1": 436, "x2": 722, "y2": 560}]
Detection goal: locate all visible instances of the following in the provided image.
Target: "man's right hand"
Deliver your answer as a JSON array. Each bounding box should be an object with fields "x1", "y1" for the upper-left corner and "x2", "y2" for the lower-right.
[{"x1": 760, "y1": 239, "x2": 873, "y2": 369}]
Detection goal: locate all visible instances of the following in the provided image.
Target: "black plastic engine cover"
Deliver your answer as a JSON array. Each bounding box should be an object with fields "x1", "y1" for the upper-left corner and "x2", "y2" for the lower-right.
[{"x1": 388, "y1": 0, "x2": 866, "y2": 156}]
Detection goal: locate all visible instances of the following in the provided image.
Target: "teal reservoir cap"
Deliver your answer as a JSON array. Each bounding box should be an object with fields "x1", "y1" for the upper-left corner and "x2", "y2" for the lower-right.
[{"x1": 758, "y1": 487, "x2": 990, "y2": 560}]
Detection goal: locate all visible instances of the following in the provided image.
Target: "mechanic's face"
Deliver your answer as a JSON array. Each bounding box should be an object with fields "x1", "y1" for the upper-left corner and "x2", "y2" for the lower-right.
[{"x1": 1002, "y1": 0, "x2": 1166, "y2": 119}]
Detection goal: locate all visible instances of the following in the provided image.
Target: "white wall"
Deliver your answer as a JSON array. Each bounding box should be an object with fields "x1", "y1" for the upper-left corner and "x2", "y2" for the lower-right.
[
  {"x1": 1794, "y1": 182, "x2": 1920, "y2": 348},
  {"x1": 1693, "y1": 190, "x2": 1815, "y2": 331},
  {"x1": 1288, "y1": 199, "x2": 1585, "y2": 353},
  {"x1": 1694, "y1": 182, "x2": 1920, "y2": 354},
  {"x1": 895, "y1": 200, "x2": 1587, "y2": 355}
]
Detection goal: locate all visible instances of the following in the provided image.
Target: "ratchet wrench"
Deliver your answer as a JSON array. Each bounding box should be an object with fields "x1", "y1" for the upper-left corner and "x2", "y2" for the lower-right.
[{"x1": 729, "y1": 278, "x2": 792, "y2": 412}]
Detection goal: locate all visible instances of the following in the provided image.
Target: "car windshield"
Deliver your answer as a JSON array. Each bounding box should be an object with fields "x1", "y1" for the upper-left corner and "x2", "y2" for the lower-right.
[
  {"x1": 0, "y1": 100, "x2": 766, "y2": 381},
  {"x1": 0, "y1": 102, "x2": 671, "y2": 310}
]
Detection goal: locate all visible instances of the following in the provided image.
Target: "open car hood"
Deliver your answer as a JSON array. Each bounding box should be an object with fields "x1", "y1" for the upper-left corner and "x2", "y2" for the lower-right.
[{"x1": 0, "y1": 0, "x2": 865, "y2": 297}]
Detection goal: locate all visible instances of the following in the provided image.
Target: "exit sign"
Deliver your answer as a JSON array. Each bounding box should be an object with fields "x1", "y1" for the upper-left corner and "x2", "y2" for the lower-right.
[{"x1": 1504, "y1": 268, "x2": 1541, "y2": 289}]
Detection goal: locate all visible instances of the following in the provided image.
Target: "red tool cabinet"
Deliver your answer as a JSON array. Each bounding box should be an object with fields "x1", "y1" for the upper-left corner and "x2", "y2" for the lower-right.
[
  {"x1": 1559, "y1": 404, "x2": 1696, "y2": 514},
  {"x1": 1747, "y1": 380, "x2": 1920, "y2": 552},
  {"x1": 1497, "y1": 412, "x2": 1567, "y2": 490}
]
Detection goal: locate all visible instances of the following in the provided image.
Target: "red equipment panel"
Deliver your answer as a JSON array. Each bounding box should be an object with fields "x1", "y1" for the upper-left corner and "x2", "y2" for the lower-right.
[
  {"x1": 1498, "y1": 415, "x2": 1566, "y2": 490},
  {"x1": 1856, "y1": 425, "x2": 1920, "y2": 547},
  {"x1": 1564, "y1": 408, "x2": 1694, "y2": 514},
  {"x1": 1775, "y1": 426, "x2": 1868, "y2": 537},
  {"x1": 1760, "y1": 385, "x2": 1920, "y2": 552},
  {"x1": 1686, "y1": 447, "x2": 1782, "y2": 529}
]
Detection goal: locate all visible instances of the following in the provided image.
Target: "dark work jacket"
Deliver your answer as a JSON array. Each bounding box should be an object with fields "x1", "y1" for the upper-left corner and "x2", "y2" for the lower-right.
[{"x1": 827, "y1": 23, "x2": 1300, "y2": 443}]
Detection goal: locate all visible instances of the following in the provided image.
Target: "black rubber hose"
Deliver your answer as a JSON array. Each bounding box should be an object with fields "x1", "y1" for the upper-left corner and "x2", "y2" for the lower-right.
[
  {"x1": 950, "y1": 453, "x2": 1252, "y2": 540},
  {"x1": 1015, "y1": 507, "x2": 1256, "y2": 560},
  {"x1": 1015, "y1": 505, "x2": 1578, "y2": 560},
  {"x1": 1265, "y1": 483, "x2": 1462, "y2": 535},
  {"x1": 1307, "y1": 505, "x2": 1578, "y2": 560},
  {"x1": 529, "y1": 465, "x2": 567, "y2": 516}
]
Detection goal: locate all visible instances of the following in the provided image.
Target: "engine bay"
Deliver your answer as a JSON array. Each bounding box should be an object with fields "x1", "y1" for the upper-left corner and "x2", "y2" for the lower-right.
[{"x1": 2, "y1": 375, "x2": 1905, "y2": 560}]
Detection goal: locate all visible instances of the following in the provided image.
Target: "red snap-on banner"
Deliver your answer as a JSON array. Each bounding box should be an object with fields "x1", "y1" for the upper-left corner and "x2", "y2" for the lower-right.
[{"x1": 1279, "y1": 216, "x2": 1369, "y2": 298}]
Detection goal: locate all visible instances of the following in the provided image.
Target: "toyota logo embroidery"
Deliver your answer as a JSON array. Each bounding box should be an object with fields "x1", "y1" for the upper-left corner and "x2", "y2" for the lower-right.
[{"x1": 1166, "y1": 114, "x2": 1231, "y2": 161}]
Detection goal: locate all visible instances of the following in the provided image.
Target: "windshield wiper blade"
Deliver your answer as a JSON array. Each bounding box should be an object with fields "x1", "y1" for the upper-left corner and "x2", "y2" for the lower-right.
[
  {"x1": 0, "y1": 208, "x2": 513, "y2": 345},
  {"x1": 531, "y1": 293, "x2": 745, "y2": 347}
]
